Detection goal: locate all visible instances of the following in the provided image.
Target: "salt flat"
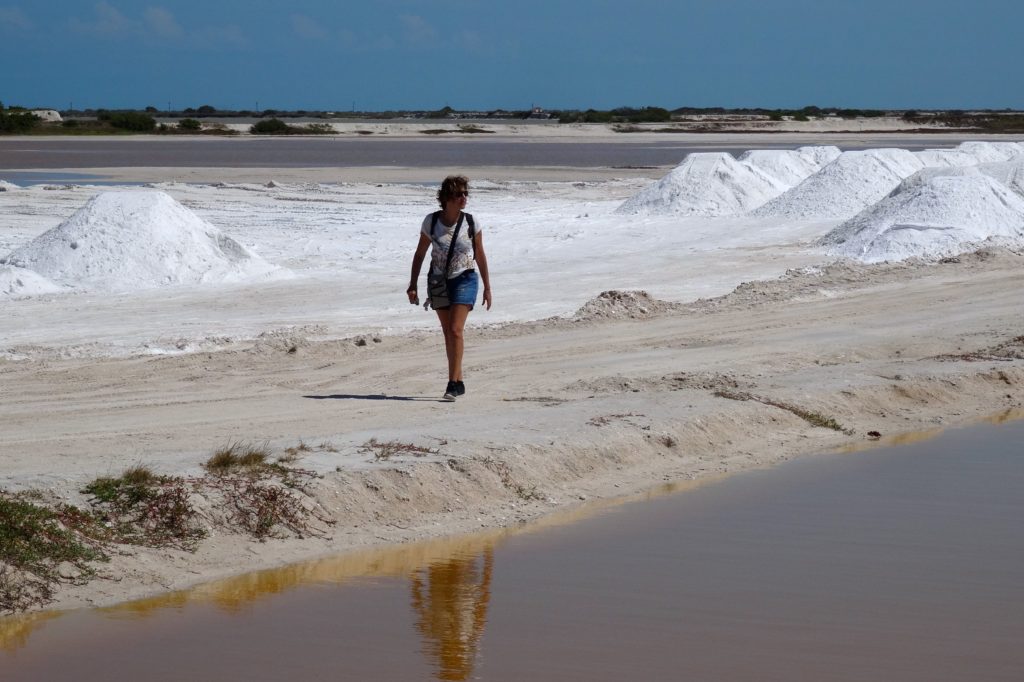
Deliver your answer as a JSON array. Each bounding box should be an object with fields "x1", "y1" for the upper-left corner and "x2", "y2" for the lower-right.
[{"x1": 1, "y1": 138, "x2": 1022, "y2": 614}]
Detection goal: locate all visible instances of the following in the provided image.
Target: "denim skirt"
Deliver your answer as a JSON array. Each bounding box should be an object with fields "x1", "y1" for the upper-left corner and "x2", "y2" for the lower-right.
[{"x1": 445, "y1": 269, "x2": 479, "y2": 308}]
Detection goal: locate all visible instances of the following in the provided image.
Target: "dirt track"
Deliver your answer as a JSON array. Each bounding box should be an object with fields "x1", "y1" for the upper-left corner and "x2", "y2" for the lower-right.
[{"x1": 2, "y1": 248, "x2": 1022, "y2": 611}]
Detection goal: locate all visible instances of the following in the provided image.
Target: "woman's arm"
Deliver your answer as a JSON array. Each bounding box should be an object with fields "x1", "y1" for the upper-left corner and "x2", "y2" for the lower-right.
[
  {"x1": 473, "y1": 232, "x2": 492, "y2": 310},
  {"x1": 408, "y1": 232, "x2": 431, "y2": 304}
]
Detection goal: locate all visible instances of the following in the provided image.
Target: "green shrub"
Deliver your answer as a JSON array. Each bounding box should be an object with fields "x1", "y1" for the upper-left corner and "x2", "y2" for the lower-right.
[
  {"x1": 0, "y1": 492, "x2": 107, "y2": 613},
  {"x1": 107, "y1": 111, "x2": 157, "y2": 131},
  {"x1": 0, "y1": 102, "x2": 40, "y2": 133},
  {"x1": 250, "y1": 118, "x2": 290, "y2": 134},
  {"x1": 178, "y1": 118, "x2": 202, "y2": 131},
  {"x1": 82, "y1": 466, "x2": 205, "y2": 550}
]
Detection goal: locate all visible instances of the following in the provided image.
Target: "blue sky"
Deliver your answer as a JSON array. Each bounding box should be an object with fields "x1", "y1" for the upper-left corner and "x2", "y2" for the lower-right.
[{"x1": 2, "y1": 0, "x2": 1023, "y2": 112}]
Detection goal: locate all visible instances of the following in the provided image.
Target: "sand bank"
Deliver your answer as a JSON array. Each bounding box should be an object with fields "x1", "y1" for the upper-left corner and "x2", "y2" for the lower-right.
[
  {"x1": 2, "y1": 134, "x2": 1023, "y2": 615},
  {"x1": 2, "y1": 248, "x2": 1021, "y2": 613}
]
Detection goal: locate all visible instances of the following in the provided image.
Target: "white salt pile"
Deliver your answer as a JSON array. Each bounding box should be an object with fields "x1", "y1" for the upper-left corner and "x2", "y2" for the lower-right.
[
  {"x1": 974, "y1": 158, "x2": 1024, "y2": 196},
  {"x1": 820, "y1": 173, "x2": 1024, "y2": 263},
  {"x1": 0, "y1": 265, "x2": 63, "y2": 298},
  {"x1": 753, "y1": 148, "x2": 924, "y2": 220},
  {"x1": 738, "y1": 146, "x2": 841, "y2": 187},
  {"x1": 616, "y1": 146, "x2": 840, "y2": 217},
  {"x1": 955, "y1": 140, "x2": 1024, "y2": 163},
  {"x1": 913, "y1": 149, "x2": 979, "y2": 168},
  {"x1": 616, "y1": 152, "x2": 782, "y2": 216},
  {"x1": 0, "y1": 180, "x2": 20, "y2": 192},
  {"x1": 1, "y1": 191, "x2": 284, "y2": 292},
  {"x1": 616, "y1": 153, "x2": 791, "y2": 217}
]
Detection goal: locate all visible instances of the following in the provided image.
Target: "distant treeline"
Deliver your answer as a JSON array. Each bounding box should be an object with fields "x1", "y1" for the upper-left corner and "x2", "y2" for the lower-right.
[{"x1": 3, "y1": 101, "x2": 1024, "y2": 135}]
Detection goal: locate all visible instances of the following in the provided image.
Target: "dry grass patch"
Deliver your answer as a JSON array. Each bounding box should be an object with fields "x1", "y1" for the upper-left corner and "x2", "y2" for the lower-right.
[
  {"x1": 358, "y1": 438, "x2": 441, "y2": 461},
  {"x1": 205, "y1": 442, "x2": 273, "y2": 472},
  {"x1": 714, "y1": 390, "x2": 852, "y2": 434}
]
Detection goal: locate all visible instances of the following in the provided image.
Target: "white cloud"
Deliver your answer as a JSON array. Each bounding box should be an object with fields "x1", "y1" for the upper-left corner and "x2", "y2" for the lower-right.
[
  {"x1": 65, "y1": 3, "x2": 246, "y2": 49},
  {"x1": 191, "y1": 23, "x2": 247, "y2": 49},
  {"x1": 399, "y1": 14, "x2": 438, "y2": 47},
  {"x1": 68, "y1": 1, "x2": 135, "y2": 36},
  {"x1": 338, "y1": 27, "x2": 395, "y2": 52},
  {"x1": 144, "y1": 6, "x2": 184, "y2": 39},
  {"x1": 0, "y1": 6, "x2": 32, "y2": 31},
  {"x1": 291, "y1": 14, "x2": 328, "y2": 41}
]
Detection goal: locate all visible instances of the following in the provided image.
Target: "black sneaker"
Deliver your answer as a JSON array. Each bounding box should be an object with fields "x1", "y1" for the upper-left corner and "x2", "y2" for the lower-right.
[
  {"x1": 442, "y1": 381, "x2": 458, "y2": 401},
  {"x1": 455, "y1": 381, "x2": 466, "y2": 397}
]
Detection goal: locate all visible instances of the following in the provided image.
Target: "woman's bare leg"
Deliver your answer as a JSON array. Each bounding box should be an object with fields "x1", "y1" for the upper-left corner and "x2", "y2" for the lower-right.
[
  {"x1": 446, "y1": 304, "x2": 471, "y2": 381},
  {"x1": 435, "y1": 308, "x2": 455, "y2": 379}
]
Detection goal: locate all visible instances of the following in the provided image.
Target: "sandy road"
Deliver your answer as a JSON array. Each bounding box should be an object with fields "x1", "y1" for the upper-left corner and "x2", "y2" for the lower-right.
[{"x1": 2, "y1": 251, "x2": 1020, "y2": 495}]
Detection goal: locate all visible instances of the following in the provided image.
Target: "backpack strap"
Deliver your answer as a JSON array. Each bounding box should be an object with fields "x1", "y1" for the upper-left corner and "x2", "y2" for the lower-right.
[
  {"x1": 441, "y1": 213, "x2": 465, "y2": 278},
  {"x1": 465, "y1": 213, "x2": 477, "y2": 260},
  {"x1": 431, "y1": 211, "x2": 477, "y2": 265},
  {"x1": 430, "y1": 210, "x2": 442, "y2": 239}
]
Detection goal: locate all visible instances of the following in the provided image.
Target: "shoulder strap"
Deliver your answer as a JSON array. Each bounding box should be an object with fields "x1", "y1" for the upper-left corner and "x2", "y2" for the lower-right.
[
  {"x1": 430, "y1": 210, "x2": 442, "y2": 239},
  {"x1": 465, "y1": 213, "x2": 477, "y2": 260},
  {"x1": 441, "y1": 213, "x2": 465, "y2": 278}
]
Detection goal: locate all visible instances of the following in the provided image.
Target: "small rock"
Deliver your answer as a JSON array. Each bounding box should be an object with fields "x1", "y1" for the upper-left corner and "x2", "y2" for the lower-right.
[{"x1": 57, "y1": 561, "x2": 80, "y2": 579}]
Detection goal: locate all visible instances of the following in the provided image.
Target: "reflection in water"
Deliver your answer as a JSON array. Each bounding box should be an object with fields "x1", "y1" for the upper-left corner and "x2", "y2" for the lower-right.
[
  {"x1": 5, "y1": 411, "x2": 1022, "y2": 661},
  {"x1": 1, "y1": 473, "x2": 706, "y2": 653},
  {"x1": 1, "y1": 415, "x2": 1022, "y2": 680},
  {"x1": 0, "y1": 612, "x2": 60, "y2": 654},
  {"x1": 411, "y1": 549, "x2": 494, "y2": 681}
]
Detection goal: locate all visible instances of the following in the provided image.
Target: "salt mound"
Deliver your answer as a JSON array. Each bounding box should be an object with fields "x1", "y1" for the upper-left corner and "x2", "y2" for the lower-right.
[
  {"x1": 0, "y1": 265, "x2": 63, "y2": 297},
  {"x1": 615, "y1": 152, "x2": 786, "y2": 217},
  {"x1": 894, "y1": 165, "x2": 985, "y2": 192},
  {"x1": 1, "y1": 191, "x2": 282, "y2": 292},
  {"x1": 974, "y1": 158, "x2": 1024, "y2": 197},
  {"x1": 914, "y1": 149, "x2": 979, "y2": 168},
  {"x1": 821, "y1": 174, "x2": 1024, "y2": 263},
  {"x1": 752, "y1": 148, "x2": 924, "y2": 220},
  {"x1": 574, "y1": 290, "x2": 682, "y2": 320},
  {"x1": 0, "y1": 180, "x2": 20, "y2": 192},
  {"x1": 956, "y1": 141, "x2": 1024, "y2": 163},
  {"x1": 887, "y1": 158, "x2": 1024, "y2": 198},
  {"x1": 738, "y1": 146, "x2": 841, "y2": 187}
]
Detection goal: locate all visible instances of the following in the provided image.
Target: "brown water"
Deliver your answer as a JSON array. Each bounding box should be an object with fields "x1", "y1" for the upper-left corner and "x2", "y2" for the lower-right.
[{"x1": 3, "y1": 414, "x2": 1022, "y2": 681}]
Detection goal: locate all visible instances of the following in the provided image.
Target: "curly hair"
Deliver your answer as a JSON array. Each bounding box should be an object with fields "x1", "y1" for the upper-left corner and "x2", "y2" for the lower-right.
[{"x1": 436, "y1": 175, "x2": 469, "y2": 207}]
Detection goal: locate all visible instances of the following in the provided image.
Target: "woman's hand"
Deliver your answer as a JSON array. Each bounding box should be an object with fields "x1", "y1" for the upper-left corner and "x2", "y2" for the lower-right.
[
  {"x1": 482, "y1": 287, "x2": 492, "y2": 310},
  {"x1": 407, "y1": 287, "x2": 419, "y2": 305}
]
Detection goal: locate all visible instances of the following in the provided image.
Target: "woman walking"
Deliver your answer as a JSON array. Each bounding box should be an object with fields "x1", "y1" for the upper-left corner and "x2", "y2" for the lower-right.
[{"x1": 407, "y1": 175, "x2": 492, "y2": 401}]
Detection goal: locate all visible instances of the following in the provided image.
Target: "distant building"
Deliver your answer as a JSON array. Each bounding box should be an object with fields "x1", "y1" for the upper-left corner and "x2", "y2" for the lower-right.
[{"x1": 528, "y1": 106, "x2": 551, "y2": 119}]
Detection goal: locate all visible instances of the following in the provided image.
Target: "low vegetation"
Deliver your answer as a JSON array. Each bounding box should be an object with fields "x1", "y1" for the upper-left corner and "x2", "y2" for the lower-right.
[
  {"x1": 0, "y1": 492, "x2": 107, "y2": 614},
  {"x1": 6, "y1": 102, "x2": 1024, "y2": 136},
  {"x1": 0, "y1": 102, "x2": 40, "y2": 133},
  {"x1": 1, "y1": 441, "x2": 334, "y2": 615},
  {"x1": 250, "y1": 118, "x2": 334, "y2": 135},
  {"x1": 81, "y1": 465, "x2": 205, "y2": 550},
  {"x1": 358, "y1": 438, "x2": 441, "y2": 461},
  {"x1": 556, "y1": 106, "x2": 671, "y2": 124},
  {"x1": 714, "y1": 389, "x2": 852, "y2": 434}
]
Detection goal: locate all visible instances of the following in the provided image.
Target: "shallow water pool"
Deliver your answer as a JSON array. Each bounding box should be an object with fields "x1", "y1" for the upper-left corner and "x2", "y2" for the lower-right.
[{"x1": 2, "y1": 415, "x2": 1022, "y2": 681}]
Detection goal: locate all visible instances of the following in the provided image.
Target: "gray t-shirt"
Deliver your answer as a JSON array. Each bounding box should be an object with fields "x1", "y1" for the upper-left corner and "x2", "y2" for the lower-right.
[{"x1": 420, "y1": 212, "x2": 480, "y2": 278}]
